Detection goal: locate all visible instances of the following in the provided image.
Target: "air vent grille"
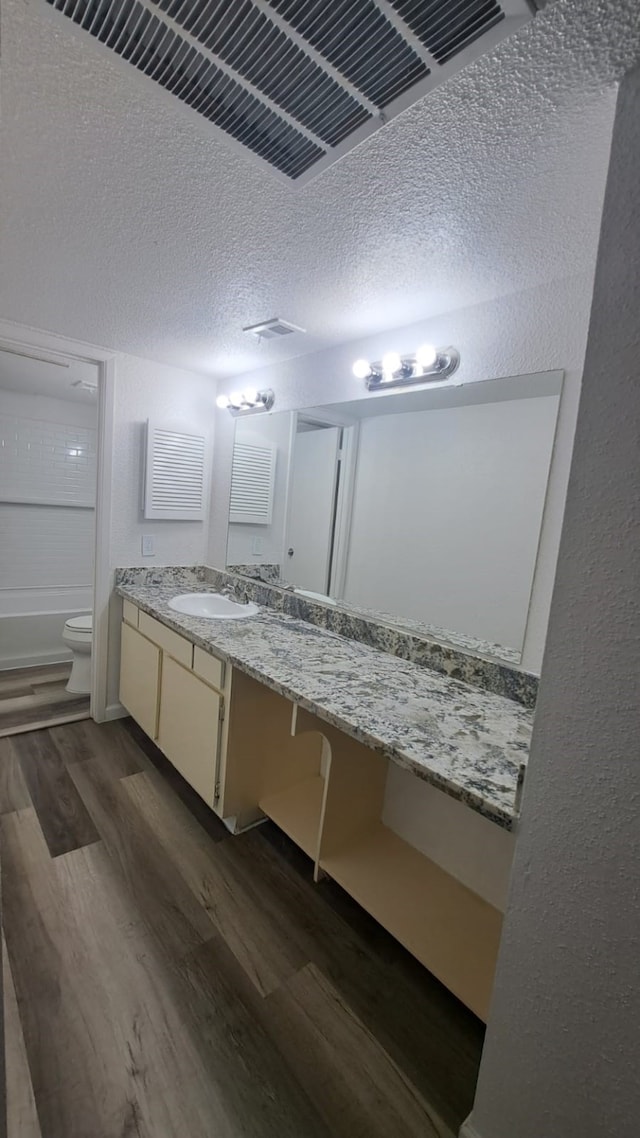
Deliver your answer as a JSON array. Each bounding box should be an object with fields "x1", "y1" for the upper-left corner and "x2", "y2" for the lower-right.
[
  {"x1": 48, "y1": 0, "x2": 323, "y2": 178},
  {"x1": 242, "y1": 317, "x2": 305, "y2": 339},
  {"x1": 388, "y1": 0, "x2": 505, "y2": 65},
  {"x1": 153, "y1": 0, "x2": 370, "y2": 146},
  {"x1": 269, "y1": 0, "x2": 429, "y2": 107},
  {"x1": 44, "y1": 0, "x2": 532, "y2": 181}
]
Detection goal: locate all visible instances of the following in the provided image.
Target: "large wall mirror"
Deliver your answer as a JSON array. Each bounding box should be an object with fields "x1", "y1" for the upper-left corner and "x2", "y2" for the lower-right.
[{"x1": 226, "y1": 371, "x2": 563, "y2": 664}]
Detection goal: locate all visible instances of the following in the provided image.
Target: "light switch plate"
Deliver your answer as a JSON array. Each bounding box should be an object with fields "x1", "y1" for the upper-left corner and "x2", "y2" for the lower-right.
[
  {"x1": 251, "y1": 536, "x2": 264, "y2": 556},
  {"x1": 142, "y1": 534, "x2": 155, "y2": 557}
]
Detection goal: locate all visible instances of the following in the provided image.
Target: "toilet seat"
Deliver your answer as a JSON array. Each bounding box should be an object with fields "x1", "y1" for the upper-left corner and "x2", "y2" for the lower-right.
[{"x1": 64, "y1": 614, "x2": 92, "y2": 636}]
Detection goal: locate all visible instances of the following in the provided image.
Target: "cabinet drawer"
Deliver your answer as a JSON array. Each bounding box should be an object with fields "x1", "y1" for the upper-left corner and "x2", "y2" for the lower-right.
[
  {"x1": 158, "y1": 655, "x2": 221, "y2": 806},
  {"x1": 139, "y1": 612, "x2": 193, "y2": 668},
  {"x1": 119, "y1": 621, "x2": 160, "y2": 739},
  {"x1": 193, "y1": 646, "x2": 225, "y2": 692},
  {"x1": 122, "y1": 599, "x2": 139, "y2": 627}
]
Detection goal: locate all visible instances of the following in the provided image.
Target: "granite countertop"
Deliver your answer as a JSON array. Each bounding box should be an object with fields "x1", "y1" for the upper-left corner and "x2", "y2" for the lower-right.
[{"x1": 116, "y1": 579, "x2": 532, "y2": 830}]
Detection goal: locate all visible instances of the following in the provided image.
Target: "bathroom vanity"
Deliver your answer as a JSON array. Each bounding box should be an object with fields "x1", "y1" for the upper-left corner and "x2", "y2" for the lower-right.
[{"x1": 116, "y1": 569, "x2": 532, "y2": 1022}]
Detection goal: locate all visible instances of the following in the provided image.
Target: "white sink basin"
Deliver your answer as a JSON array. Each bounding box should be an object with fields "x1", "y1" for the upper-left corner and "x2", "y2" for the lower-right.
[{"x1": 168, "y1": 592, "x2": 259, "y2": 619}]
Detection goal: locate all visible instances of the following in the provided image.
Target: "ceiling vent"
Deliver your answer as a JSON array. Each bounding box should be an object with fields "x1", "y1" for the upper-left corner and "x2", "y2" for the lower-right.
[
  {"x1": 71, "y1": 378, "x2": 98, "y2": 392},
  {"x1": 44, "y1": 0, "x2": 534, "y2": 183},
  {"x1": 242, "y1": 317, "x2": 305, "y2": 340}
]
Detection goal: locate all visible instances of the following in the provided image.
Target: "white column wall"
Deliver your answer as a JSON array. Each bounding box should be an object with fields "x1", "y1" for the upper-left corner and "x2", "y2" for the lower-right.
[{"x1": 465, "y1": 67, "x2": 640, "y2": 1138}]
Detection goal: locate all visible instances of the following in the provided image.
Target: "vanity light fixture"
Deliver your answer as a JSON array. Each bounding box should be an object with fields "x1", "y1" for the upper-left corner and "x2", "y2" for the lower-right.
[
  {"x1": 352, "y1": 344, "x2": 460, "y2": 391},
  {"x1": 216, "y1": 388, "x2": 275, "y2": 415}
]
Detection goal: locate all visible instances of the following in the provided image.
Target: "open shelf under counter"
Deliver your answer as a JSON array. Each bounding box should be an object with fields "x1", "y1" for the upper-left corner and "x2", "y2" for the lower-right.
[
  {"x1": 320, "y1": 821, "x2": 503, "y2": 1022},
  {"x1": 259, "y1": 775, "x2": 325, "y2": 861}
]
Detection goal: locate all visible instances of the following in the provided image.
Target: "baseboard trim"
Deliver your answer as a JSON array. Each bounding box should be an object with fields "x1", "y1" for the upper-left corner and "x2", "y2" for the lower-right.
[
  {"x1": 102, "y1": 701, "x2": 127, "y2": 722},
  {"x1": 459, "y1": 1116, "x2": 482, "y2": 1138}
]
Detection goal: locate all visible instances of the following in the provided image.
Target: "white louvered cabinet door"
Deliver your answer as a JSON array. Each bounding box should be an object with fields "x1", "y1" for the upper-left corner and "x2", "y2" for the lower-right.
[
  {"x1": 143, "y1": 420, "x2": 207, "y2": 520},
  {"x1": 229, "y1": 440, "x2": 276, "y2": 525}
]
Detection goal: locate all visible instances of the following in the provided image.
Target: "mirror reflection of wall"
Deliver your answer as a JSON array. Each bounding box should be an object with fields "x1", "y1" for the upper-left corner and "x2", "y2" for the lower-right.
[
  {"x1": 226, "y1": 371, "x2": 562, "y2": 662},
  {"x1": 226, "y1": 415, "x2": 291, "y2": 572},
  {"x1": 285, "y1": 420, "x2": 341, "y2": 595}
]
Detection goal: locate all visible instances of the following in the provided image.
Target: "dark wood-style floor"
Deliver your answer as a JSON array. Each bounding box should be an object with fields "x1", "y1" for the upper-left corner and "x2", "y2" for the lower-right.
[
  {"x1": 0, "y1": 664, "x2": 90, "y2": 738},
  {"x1": 0, "y1": 718, "x2": 484, "y2": 1138}
]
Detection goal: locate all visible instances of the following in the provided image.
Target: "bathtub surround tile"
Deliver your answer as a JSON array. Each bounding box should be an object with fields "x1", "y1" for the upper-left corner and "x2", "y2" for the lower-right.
[{"x1": 116, "y1": 577, "x2": 532, "y2": 830}]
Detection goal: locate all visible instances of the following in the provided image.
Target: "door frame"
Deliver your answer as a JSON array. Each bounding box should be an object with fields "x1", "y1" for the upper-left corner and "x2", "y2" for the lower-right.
[
  {"x1": 0, "y1": 320, "x2": 116, "y2": 721},
  {"x1": 327, "y1": 421, "x2": 360, "y2": 598},
  {"x1": 282, "y1": 409, "x2": 359, "y2": 596}
]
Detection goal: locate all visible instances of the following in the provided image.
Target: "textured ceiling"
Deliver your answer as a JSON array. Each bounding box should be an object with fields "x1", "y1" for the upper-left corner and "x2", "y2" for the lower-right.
[{"x1": 0, "y1": 0, "x2": 639, "y2": 377}]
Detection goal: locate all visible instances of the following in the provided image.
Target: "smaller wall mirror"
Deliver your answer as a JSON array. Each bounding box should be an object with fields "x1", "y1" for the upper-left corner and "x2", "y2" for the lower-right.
[{"x1": 226, "y1": 371, "x2": 563, "y2": 664}]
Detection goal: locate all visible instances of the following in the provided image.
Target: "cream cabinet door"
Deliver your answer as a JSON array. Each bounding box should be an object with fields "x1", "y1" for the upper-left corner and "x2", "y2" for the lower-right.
[
  {"x1": 158, "y1": 655, "x2": 221, "y2": 806},
  {"x1": 119, "y1": 621, "x2": 161, "y2": 739}
]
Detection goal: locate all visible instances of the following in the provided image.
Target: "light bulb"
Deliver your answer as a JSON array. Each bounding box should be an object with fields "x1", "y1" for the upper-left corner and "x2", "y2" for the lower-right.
[
  {"x1": 382, "y1": 352, "x2": 401, "y2": 376},
  {"x1": 352, "y1": 358, "x2": 372, "y2": 380},
  {"x1": 229, "y1": 391, "x2": 243, "y2": 408},
  {"x1": 415, "y1": 343, "x2": 437, "y2": 369},
  {"x1": 216, "y1": 394, "x2": 230, "y2": 410},
  {"x1": 244, "y1": 388, "x2": 258, "y2": 405}
]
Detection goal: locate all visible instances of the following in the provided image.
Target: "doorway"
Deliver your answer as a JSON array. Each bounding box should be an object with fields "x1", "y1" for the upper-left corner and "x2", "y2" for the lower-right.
[
  {"x1": 0, "y1": 334, "x2": 113, "y2": 735},
  {"x1": 284, "y1": 419, "x2": 342, "y2": 594},
  {"x1": 283, "y1": 413, "x2": 359, "y2": 600}
]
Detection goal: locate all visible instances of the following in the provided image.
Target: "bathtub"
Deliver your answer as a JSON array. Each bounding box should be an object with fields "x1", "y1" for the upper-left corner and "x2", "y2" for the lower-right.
[{"x1": 0, "y1": 585, "x2": 92, "y2": 671}]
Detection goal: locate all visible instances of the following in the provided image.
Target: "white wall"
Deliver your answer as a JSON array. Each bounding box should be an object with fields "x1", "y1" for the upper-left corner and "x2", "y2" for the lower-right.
[
  {"x1": 208, "y1": 268, "x2": 608, "y2": 677},
  {"x1": 465, "y1": 67, "x2": 640, "y2": 1138},
  {"x1": 108, "y1": 356, "x2": 215, "y2": 569},
  {"x1": 342, "y1": 395, "x2": 558, "y2": 654},
  {"x1": 226, "y1": 414, "x2": 291, "y2": 569},
  {"x1": 207, "y1": 89, "x2": 614, "y2": 903},
  {"x1": 0, "y1": 386, "x2": 97, "y2": 667},
  {"x1": 105, "y1": 353, "x2": 217, "y2": 710}
]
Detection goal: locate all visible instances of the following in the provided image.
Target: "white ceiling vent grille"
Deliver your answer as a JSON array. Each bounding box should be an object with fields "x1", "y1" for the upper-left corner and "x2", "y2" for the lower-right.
[
  {"x1": 144, "y1": 421, "x2": 207, "y2": 520},
  {"x1": 44, "y1": 0, "x2": 533, "y2": 183},
  {"x1": 387, "y1": 0, "x2": 506, "y2": 64},
  {"x1": 229, "y1": 440, "x2": 276, "y2": 525},
  {"x1": 242, "y1": 317, "x2": 305, "y2": 340}
]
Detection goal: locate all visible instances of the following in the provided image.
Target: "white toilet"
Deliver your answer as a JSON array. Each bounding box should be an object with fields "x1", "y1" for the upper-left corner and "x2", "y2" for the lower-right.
[{"x1": 62, "y1": 614, "x2": 93, "y2": 694}]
